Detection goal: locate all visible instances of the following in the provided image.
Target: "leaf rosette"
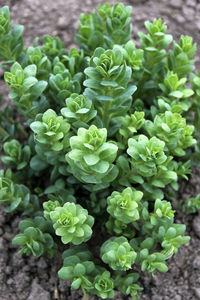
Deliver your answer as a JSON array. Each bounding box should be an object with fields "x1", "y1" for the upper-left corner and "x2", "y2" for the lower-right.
[
  {"x1": 50, "y1": 202, "x2": 94, "y2": 245},
  {"x1": 107, "y1": 187, "x2": 143, "y2": 223},
  {"x1": 66, "y1": 125, "x2": 118, "y2": 183},
  {"x1": 30, "y1": 109, "x2": 70, "y2": 152},
  {"x1": 100, "y1": 236, "x2": 137, "y2": 271}
]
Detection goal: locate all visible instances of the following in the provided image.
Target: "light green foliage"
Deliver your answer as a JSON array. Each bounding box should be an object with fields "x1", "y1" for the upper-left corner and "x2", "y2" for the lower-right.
[
  {"x1": 83, "y1": 47, "x2": 137, "y2": 130},
  {"x1": 140, "y1": 250, "x2": 168, "y2": 273},
  {"x1": 146, "y1": 111, "x2": 196, "y2": 156},
  {"x1": 0, "y1": 3, "x2": 198, "y2": 300},
  {"x1": 140, "y1": 18, "x2": 172, "y2": 51},
  {"x1": 127, "y1": 135, "x2": 167, "y2": 178},
  {"x1": 139, "y1": 18, "x2": 172, "y2": 74},
  {"x1": 183, "y1": 194, "x2": 200, "y2": 213},
  {"x1": 168, "y1": 35, "x2": 196, "y2": 77},
  {"x1": 0, "y1": 170, "x2": 38, "y2": 213},
  {"x1": 62, "y1": 48, "x2": 86, "y2": 76},
  {"x1": 12, "y1": 216, "x2": 57, "y2": 257},
  {"x1": 2, "y1": 139, "x2": 31, "y2": 169},
  {"x1": 58, "y1": 245, "x2": 96, "y2": 292},
  {"x1": 4, "y1": 62, "x2": 47, "y2": 116},
  {"x1": 43, "y1": 200, "x2": 61, "y2": 220},
  {"x1": 42, "y1": 35, "x2": 65, "y2": 58},
  {"x1": 58, "y1": 245, "x2": 114, "y2": 298},
  {"x1": 97, "y1": 3, "x2": 132, "y2": 44},
  {"x1": 123, "y1": 40, "x2": 144, "y2": 71},
  {"x1": 61, "y1": 93, "x2": 97, "y2": 128},
  {"x1": 76, "y1": 2, "x2": 132, "y2": 54},
  {"x1": 0, "y1": 6, "x2": 23, "y2": 62},
  {"x1": 150, "y1": 199, "x2": 175, "y2": 225},
  {"x1": 106, "y1": 216, "x2": 136, "y2": 238},
  {"x1": 0, "y1": 6, "x2": 10, "y2": 38},
  {"x1": 30, "y1": 109, "x2": 70, "y2": 151},
  {"x1": 116, "y1": 111, "x2": 145, "y2": 149},
  {"x1": 157, "y1": 223, "x2": 190, "y2": 255},
  {"x1": 101, "y1": 236, "x2": 137, "y2": 271},
  {"x1": 93, "y1": 271, "x2": 114, "y2": 299},
  {"x1": 48, "y1": 57, "x2": 82, "y2": 108},
  {"x1": 115, "y1": 273, "x2": 142, "y2": 300},
  {"x1": 66, "y1": 125, "x2": 118, "y2": 183},
  {"x1": 25, "y1": 46, "x2": 52, "y2": 80},
  {"x1": 50, "y1": 202, "x2": 94, "y2": 244},
  {"x1": 159, "y1": 71, "x2": 194, "y2": 100},
  {"x1": 107, "y1": 187, "x2": 143, "y2": 223}
]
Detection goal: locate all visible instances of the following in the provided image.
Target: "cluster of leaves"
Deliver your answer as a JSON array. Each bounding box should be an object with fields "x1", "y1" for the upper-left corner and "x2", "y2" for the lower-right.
[{"x1": 0, "y1": 3, "x2": 199, "y2": 299}]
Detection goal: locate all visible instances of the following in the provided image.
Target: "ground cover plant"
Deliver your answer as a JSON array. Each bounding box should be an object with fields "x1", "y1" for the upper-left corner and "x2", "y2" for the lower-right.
[{"x1": 0, "y1": 2, "x2": 200, "y2": 299}]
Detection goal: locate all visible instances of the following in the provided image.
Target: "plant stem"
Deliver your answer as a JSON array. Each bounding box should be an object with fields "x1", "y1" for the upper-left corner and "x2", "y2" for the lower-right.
[
  {"x1": 82, "y1": 294, "x2": 90, "y2": 300},
  {"x1": 102, "y1": 100, "x2": 112, "y2": 129}
]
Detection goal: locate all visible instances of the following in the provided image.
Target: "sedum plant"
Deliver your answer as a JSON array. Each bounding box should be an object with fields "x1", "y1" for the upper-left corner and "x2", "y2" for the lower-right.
[
  {"x1": 0, "y1": 3, "x2": 199, "y2": 299},
  {"x1": 49, "y1": 202, "x2": 94, "y2": 245}
]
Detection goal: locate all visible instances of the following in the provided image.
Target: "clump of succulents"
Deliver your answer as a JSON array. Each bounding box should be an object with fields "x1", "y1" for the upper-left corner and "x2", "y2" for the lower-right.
[{"x1": 0, "y1": 3, "x2": 199, "y2": 299}]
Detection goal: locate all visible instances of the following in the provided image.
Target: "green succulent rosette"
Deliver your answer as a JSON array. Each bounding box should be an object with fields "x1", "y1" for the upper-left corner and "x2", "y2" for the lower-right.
[
  {"x1": 30, "y1": 109, "x2": 70, "y2": 152},
  {"x1": 50, "y1": 202, "x2": 94, "y2": 245},
  {"x1": 66, "y1": 125, "x2": 118, "y2": 184},
  {"x1": 146, "y1": 111, "x2": 196, "y2": 156},
  {"x1": 107, "y1": 187, "x2": 143, "y2": 223},
  {"x1": 0, "y1": 170, "x2": 38, "y2": 213},
  {"x1": 100, "y1": 236, "x2": 137, "y2": 271},
  {"x1": 4, "y1": 63, "x2": 47, "y2": 115},
  {"x1": 127, "y1": 135, "x2": 167, "y2": 178},
  {"x1": 97, "y1": 2, "x2": 132, "y2": 45},
  {"x1": 43, "y1": 200, "x2": 61, "y2": 221},
  {"x1": 61, "y1": 93, "x2": 97, "y2": 128},
  {"x1": 2, "y1": 139, "x2": 31, "y2": 170},
  {"x1": 84, "y1": 47, "x2": 135, "y2": 103},
  {"x1": 12, "y1": 216, "x2": 57, "y2": 258},
  {"x1": 76, "y1": 2, "x2": 132, "y2": 54},
  {"x1": 93, "y1": 271, "x2": 114, "y2": 299},
  {"x1": 25, "y1": 46, "x2": 52, "y2": 80}
]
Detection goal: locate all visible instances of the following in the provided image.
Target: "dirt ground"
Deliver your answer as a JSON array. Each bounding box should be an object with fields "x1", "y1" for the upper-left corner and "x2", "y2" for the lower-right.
[{"x1": 1, "y1": 0, "x2": 200, "y2": 299}]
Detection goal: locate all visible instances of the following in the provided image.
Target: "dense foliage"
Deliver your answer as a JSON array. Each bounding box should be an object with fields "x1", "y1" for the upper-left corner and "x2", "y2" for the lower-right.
[{"x1": 0, "y1": 3, "x2": 200, "y2": 299}]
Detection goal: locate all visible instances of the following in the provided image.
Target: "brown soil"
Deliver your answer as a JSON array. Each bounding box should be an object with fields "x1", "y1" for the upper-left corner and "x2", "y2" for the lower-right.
[{"x1": 1, "y1": 0, "x2": 200, "y2": 299}]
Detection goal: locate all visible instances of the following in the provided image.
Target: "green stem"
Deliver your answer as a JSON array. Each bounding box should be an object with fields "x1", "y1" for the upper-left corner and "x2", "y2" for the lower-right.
[
  {"x1": 133, "y1": 52, "x2": 156, "y2": 100},
  {"x1": 82, "y1": 294, "x2": 90, "y2": 300},
  {"x1": 102, "y1": 100, "x2": 112, "y2": 129}
]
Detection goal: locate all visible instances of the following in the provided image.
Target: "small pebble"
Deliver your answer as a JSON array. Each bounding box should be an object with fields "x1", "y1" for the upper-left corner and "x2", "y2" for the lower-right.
[
  {"x1": 174, "y1": 295, "x2": 182, "y2": 300},
  {"x1": 196, "y1": 21, "x2": 200, "y2": 30},
  {"x1": 175, "y1": 15, "x2": 185, "y2": 24},
  {"x1": 194, "y1": 288, "x2": 200, "y2": 299},
  {"x1": 7, "y1": 278, "x2": 14, "y2": 285},
  {"x1": 192, "y1": 255, "x2": 200, "y2": 269},
  {"x1": 182, "y1": 6, "x2": 195, "y2": 20},
  {"x1": 37, "y1": 257, "x2": 48, "y2": 269},
  {"x1": 192, "y1": 215, "x2": 200, "y2": 238},
  {"x1": 152, "y1": 296, "x2": 163, "y2": 300},
  {"x1": 5, "y1": 266, "x2": 12, "y2": 275},
  {"x1": 3, "y1": 232, "x2": 13, "y2": 241},
  {"x1": 169, "y1": 0, "x2": 182, "y2": 8},
  {"x1": 27, "y1": 280, "x2": 50, "y2": 300},
  {"x1": 57, "y1": 16, "x2": 71, "y2": 29},
  {"x1": 186, "y1": 0, "x2": 196, "y2": 7}
]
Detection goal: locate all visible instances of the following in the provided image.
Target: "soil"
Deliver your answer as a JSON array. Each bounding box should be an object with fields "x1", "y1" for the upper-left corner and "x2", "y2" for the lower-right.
[{"x1": 0, "y1": 0, "x2": 200, "y2": 299}]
